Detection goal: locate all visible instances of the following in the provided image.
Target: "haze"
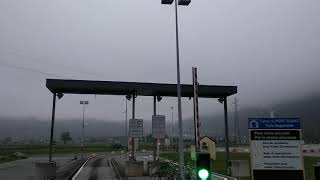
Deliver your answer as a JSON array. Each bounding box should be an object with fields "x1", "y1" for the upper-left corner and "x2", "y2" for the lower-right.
[{"x1": 0, "y1": 0, "x2": 319, "y2": 123}]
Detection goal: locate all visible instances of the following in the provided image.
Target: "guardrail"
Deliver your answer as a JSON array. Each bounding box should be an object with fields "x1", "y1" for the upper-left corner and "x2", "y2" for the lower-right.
[
  {"x1": 71, "y1": 157, "x2": 91, "y2": 180},
  {"x1": 109, "y1": 157, "x2": 126, "y2": 180},
  {"x1": 212, "y1": 173, "x2": 237, "y2": 180}
]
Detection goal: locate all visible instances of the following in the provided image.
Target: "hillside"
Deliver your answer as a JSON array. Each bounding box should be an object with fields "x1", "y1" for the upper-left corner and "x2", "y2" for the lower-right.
[{"x1": 0, "y1": 94, "x2": 319, "y2": 143}]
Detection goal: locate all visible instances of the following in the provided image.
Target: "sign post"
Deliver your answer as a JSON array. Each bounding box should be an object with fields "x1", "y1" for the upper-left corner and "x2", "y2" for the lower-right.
[
  {"x1": 129, "y1": 119, "x2": 143, "y2": 160},
  {"x1": 249, "y1": 118, "x2": 304, "y2": 180}
]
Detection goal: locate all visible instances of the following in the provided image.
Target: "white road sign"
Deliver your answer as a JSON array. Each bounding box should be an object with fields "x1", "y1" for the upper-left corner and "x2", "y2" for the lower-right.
[
  {"x1": 249, "y1": 118, "x2": 304, "y2": 180},
  {"x1": 251, "y1": 140, "x2": 303, "y2": 170},
  {"x1": 129, "y1": 119, "x2": 143, "y2": 138},
  {"x1": 152, "y1": 115, "x2": 166, "y2": 138}
]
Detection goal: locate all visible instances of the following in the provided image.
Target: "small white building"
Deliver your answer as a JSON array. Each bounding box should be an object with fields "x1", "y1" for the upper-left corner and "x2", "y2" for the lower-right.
[{"x1": 200, "y1": 136, "x2": 217, "y2": 160}]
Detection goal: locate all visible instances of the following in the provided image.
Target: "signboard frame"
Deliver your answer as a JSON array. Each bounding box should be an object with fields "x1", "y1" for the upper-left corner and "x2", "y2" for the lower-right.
[
  {"x1": 129, "y1": 119, "x2": 143, "y2": 138},
  {"x1": 248, "y1": 118, "x2": 304, "y2": 180},
  {"x1": 152, "y1": 115, "x2": 166, "y2": 139}
]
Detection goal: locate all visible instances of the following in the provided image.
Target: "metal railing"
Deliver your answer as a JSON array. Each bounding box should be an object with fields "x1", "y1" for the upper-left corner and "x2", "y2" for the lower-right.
[
  {"x1": 160, "y1": 158, "x2": 237, "y2": 180},
  {"x1": 109, "y1": 157, "x2": 125, "y2": 180}
]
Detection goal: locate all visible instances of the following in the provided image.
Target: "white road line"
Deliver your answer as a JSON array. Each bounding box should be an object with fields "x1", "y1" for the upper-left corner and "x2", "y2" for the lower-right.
[
  {"x1": 212, "y1": 174, "x2": 230, "y2": 180},
  {"x1": 212, "y1": 174, "x2": 227, "y2": 180},
  {"x1": 109, "y1": 157, "x2": 122, "y2": 180},
  {"x1": 71, "y1": 158, "x2": 91, "y2": 180}
]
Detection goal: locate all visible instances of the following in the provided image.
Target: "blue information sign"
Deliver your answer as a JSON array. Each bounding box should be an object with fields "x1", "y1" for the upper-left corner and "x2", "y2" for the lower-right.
[{"x1": 248, "y1": 118, "x2": 300, "y2": 129}]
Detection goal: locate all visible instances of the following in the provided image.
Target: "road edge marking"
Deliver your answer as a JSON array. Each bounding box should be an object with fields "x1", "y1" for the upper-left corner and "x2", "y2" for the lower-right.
[{"x1": 71, "y1": 157, "x2": 91, "y2": 180}]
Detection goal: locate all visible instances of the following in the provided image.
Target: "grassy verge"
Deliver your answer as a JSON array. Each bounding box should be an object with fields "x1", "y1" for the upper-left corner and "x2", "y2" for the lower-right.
[
  {"x1": 160, "y1": 152, "x2": 320, "y2": 180},
  {"x1": 0, "y1": 155, "x2": 27, "y2": 163},
  {"x1": 0, "y1": 144, "x2": 120, "y2": 155},
  {"x1": 0, "y1": 144, "x2": 121, "y2": 163}
]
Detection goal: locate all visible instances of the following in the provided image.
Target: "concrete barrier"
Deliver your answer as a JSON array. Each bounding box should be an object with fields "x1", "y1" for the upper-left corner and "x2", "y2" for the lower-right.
[
  {"x1": 125, "y1": 161, "x2": 144, "y2": 177},
  {"x1": 34, "y1": 161, "x2": 56, "y2": 180},
  {"x1": 230, "y1": 160, "x2": 250, "y2": 178},
  {"x1": 147, "y1": 161, "x2": 160, "y2": 176}
]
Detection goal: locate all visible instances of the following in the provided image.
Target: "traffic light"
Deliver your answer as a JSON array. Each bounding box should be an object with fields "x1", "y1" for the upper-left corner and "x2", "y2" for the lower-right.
[{"x1": 196, "y1": 152, "x2": 210, "y2": 180}]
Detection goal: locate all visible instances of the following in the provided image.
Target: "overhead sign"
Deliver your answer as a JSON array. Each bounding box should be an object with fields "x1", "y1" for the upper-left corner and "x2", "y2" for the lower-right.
[
  {"x1": 249, "y1": 118, "x2": 304, "y2": 180},
  {"x1": 129, "y1": 119, "x2": 143, "y2": 138},
  {"x1": 152, "y1": 115, "x2": 166, "y2": 139}
]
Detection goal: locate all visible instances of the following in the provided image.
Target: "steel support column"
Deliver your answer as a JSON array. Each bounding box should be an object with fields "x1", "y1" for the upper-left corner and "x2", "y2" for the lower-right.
[
  {"x1": 131, "y1": 92, "x2": 136, "y2": 161},
  {"x1": 223, "y1": 97, "x2": 230, "y2": 175},
  {"x1": 153, "y1": 96, "x2": 157, "y2": 161},
  {"x1": 49, "y1": 93, "x2": 56, "y2": 162}
]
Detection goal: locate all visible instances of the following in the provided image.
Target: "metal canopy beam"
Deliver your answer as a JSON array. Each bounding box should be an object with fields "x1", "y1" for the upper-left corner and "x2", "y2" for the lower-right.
[{"x1": 46, "y1": 79, "x2": 237, "y2": 98}]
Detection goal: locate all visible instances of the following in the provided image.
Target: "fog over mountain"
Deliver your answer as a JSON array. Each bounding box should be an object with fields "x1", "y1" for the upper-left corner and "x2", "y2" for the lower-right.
[{"x1": 1, "y1": 94, "x2": 319, "y2": 143}]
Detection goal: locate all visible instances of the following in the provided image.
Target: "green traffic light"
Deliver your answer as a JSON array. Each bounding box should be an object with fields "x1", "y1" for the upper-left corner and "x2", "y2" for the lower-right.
[{"x1": 198, "y1": 169, "x2": 209, "y2": 179}]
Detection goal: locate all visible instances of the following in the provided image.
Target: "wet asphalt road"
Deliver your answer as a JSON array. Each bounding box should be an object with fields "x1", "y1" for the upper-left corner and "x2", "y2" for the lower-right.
[{"x1": 75, "y1": 155, "x2": 117, "y2": 180}]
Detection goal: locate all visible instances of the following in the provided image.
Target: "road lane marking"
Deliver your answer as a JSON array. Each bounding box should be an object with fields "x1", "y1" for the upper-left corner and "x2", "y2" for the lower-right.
[{"x1": 71, "y1": 158, "x2": 91, "y2": 180}]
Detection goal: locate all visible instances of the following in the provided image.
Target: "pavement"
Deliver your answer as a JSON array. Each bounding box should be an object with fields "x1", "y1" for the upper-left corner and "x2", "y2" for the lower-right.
[
  {"x1": 74, "y1": 155, "x2": 117, "y2": 180},
  {"x1": 0, "y1": 155, "x2": 73, "y2": 180}
]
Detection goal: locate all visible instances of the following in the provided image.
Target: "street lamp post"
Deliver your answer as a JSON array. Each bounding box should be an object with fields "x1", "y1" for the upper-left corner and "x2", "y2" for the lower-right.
[
  {"x1": 80, "y1": 100, "x2": 89, "y2": 159},
  {"x1": 162, "y1": 0, "x2": 191, "y2": 179}
]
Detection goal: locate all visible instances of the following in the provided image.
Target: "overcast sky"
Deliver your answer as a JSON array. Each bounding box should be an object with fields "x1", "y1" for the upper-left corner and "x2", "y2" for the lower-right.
[{"x1": 0, "y1": 0, "x2": 319, "y2": 123}]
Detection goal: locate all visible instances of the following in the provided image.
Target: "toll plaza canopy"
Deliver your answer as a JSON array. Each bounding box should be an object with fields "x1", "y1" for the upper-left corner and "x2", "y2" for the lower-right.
[{"x1": 46, "y1": 79, "x2": 237, "y2": 98}]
